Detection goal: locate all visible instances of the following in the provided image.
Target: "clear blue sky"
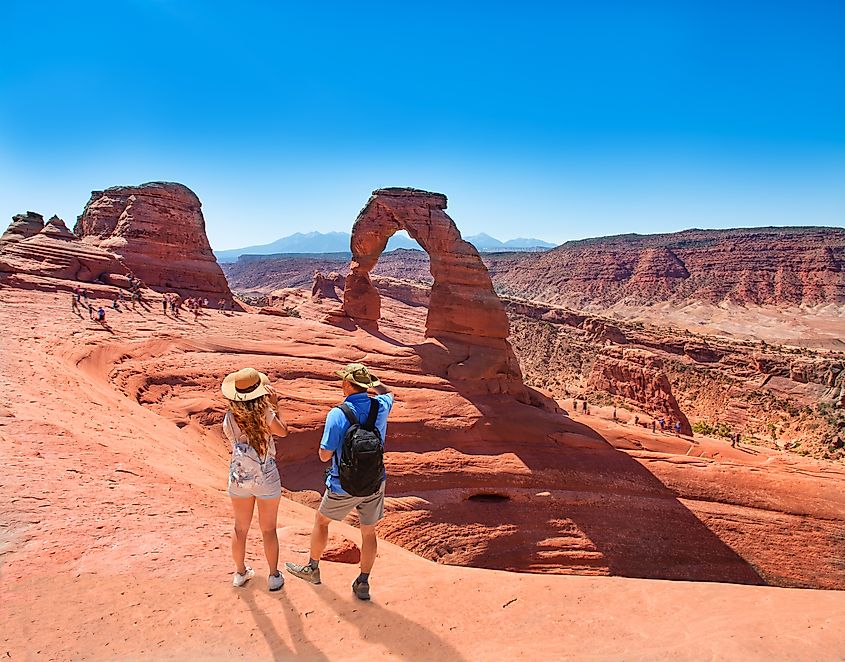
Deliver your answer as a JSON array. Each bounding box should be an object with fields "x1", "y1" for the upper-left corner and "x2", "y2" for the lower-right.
[{"x1": 1, "y1": 1, "x2": 842, "y2": 249}]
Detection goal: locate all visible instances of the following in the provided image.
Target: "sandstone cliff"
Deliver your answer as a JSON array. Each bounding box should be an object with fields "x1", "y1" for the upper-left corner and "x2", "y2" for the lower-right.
[
  {"x1": 75, "y1": 182, "x2": 232, "y2": 301},
  {"x1": 487, "y1": 227, "x2": 845, "y2": 308}
]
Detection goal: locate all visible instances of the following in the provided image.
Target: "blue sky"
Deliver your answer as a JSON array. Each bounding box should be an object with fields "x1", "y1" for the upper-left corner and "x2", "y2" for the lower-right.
[{"x1": 1, "y1": 1, "x2": 842, "y2": 249}]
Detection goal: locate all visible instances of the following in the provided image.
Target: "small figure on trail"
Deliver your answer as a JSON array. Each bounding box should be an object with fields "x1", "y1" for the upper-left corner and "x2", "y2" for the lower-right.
[
  {"x1": 634, "y1": 415, "x2": 640, "y2": 427},
  {"x1": 674, "y1": 420, "x2": 681, "y2": 436},
  {"x1": 613, "y1": 407, "x2": 617, "y2": 421},
  {"x1": 96, "y1": 307, "x2": 106, "y2": 324},
  {"x1": 71, "y1": 294, "x2": 80, "y2": 315},
  {"x1": 286, "y1": 363, "x2": 394, "y2": 601},
  {"x1": 218, "y1": 299, "x2": 225, "y2": 313},
  {"x1": 87, "y1": 302, "x2": 95, "y2": 320},
  {"x1": 222, "y1": 368, "x2": 289, "y2": 591},
  {"x1": 162, "y1": 295, "x2": 168, "y2": 315},
  {"x1": 112, "y1": 294, "x2": 120, "y2": 310},
  {"x1": 659, "y1": 418, "x2": 666, "y2": 433},
  {"x1": 652, "y1": 420, "x2": 656, "y2": 433},
  {"x1": 81, "y1": 288, "x2": 89, "y2": 303},
  {"x1": 582, "y1": 400, "x2": 587, "y2": 414},
  {"x1": 572, "y1": 399, "x2": 577, "y2": 412}
]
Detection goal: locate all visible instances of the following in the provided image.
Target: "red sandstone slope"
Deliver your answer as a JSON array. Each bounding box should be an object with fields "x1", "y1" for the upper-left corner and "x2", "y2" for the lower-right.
[
  {"x1": 3, "y1": 280, "x2": 845, "y2": 660},
  {"x1": 487, "y1": 226, "x2": 845, "y2": 308}
]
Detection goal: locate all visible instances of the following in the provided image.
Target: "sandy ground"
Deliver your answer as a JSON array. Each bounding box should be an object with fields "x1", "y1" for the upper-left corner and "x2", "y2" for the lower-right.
[{"x1": 2, "y1": 278, "x2": 845, "y2": 660}]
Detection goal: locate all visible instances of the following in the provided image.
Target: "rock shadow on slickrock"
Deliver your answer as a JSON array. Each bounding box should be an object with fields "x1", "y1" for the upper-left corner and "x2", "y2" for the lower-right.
[{"x1": 413, "y1": 426, "x2": 766, "y2": 585}]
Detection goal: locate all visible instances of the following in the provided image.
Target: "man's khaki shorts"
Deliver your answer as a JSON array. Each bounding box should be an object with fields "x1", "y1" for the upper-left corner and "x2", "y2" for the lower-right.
[{"x1": 319, "y1": 481, "x2": 386, "y2": 526}]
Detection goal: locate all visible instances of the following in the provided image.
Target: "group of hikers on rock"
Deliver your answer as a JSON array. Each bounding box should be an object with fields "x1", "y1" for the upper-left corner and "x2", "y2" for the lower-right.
[
  {"x1": 221, "y1": 362, "x2": 393, "y2": 600},
  {"x1": 70, "y1": 279, "x2": 226, "y2": 326}
]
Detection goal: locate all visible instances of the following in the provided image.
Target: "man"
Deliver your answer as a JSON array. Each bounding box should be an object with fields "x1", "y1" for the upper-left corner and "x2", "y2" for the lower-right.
[{"x1": 286, "y1": 363, "x2": 394, "y2": 600}]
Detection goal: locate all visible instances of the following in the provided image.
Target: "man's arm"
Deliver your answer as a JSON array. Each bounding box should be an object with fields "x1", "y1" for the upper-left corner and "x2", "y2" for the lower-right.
[{"x1": 318, "y1": 408, "x2": 344, "y2": 462}]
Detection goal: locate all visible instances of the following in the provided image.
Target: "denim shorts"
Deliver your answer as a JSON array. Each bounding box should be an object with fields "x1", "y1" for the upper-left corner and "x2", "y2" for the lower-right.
[{"x1": 228, "y1": 465, "x2": 282, "y2": 499}]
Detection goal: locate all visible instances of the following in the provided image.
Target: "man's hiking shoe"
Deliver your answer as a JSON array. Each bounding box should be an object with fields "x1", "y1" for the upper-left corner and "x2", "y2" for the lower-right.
[
  {"x1": 352, "y1": 578, "x2": 370, "y2": 601},
  {"x1": 285, "y1": 562, "x2": 321, "y2": 584},
  {"x1": 233, "y1": 566, "x2": 255, "y2": 587},
  {"x1": 268, "y1": 572, "x2": 284, "y2": 592}
]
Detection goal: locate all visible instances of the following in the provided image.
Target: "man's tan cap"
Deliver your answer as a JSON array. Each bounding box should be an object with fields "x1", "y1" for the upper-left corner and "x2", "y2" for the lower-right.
[{"x1": 335, "y1": 362, "x2": 381, "y2": 389}]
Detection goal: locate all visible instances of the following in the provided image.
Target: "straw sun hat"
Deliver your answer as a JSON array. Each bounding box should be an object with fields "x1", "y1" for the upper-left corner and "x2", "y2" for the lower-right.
[{"x1": 221, "y1": 367, "x2": 270, "y2": 401}]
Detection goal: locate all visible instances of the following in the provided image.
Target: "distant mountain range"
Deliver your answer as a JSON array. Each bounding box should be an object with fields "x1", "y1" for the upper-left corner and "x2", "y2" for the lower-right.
[{"x1": 214, "y1": 231, "x2": 555, "y2": 262}]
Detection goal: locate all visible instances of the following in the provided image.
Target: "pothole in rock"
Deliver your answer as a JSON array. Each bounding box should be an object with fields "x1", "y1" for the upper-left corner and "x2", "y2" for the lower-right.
[{"x1": 466, "y1": 493, "x2": 510, "y2": 503}]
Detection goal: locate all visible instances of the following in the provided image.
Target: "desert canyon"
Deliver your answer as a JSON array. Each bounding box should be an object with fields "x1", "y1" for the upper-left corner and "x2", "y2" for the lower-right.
[{"x1": 2, "y1": 183, "x2": 845, "y2": 660}]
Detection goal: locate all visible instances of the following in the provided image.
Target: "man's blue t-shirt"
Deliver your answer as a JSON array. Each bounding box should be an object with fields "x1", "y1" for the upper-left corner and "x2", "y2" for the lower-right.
[{"x1": 320, "y1": 392, "x2": 394, "y2": 495}]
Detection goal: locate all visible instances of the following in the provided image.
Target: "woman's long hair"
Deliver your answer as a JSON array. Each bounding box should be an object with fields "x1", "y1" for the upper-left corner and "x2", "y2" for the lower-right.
[{"x1": 228, "y1": 396, "x2": 271, "y2": 457}]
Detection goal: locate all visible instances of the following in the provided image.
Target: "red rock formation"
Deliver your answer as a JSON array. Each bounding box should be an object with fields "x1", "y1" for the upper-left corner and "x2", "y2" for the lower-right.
[
  {"x1": 75, "y1": 182, "x2": 232, "y2": 301},
  {"x1": 1, "y1": 211, "x2": 44, "y2": 242},
  {"x1": 341, "y1": 187, "x2": 524, "y2": 397},
  {"x1": 587, "y1": 348, "x2": 692, "y2": 434},
  {"x1": 0, "y1": 213, "x2": 127, "y2": 283},
  {"x1": 41, "y1": 215, "x2": 77, "y2": 240},
  {"x1": 487, "y1": 227, "x2": 845, "y2": 308},
  {"x1": 311, "y1": 270, "x2": 345, "y2": 300}
]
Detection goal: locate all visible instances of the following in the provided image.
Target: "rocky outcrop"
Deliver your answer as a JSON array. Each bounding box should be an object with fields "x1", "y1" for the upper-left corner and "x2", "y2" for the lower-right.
[
  {"x1": 1, "y1": 212, "x2": 44, "y2": 242},
  {"x1": 75, "y1": 182, "x2": 232, "y2": 301},
  {"x1": 41, "y1": 215, "x2": 76, "y2": 240},
  {"x1": 0, "y1": 213, "x2": 127, "y2": 283},
  {"x1": 311, "y1": 271, "x2": 345, "y2": 300},
  {"x1": 587, "y1": 348, "x2": 692, "y2": 434},
  {"x1": 341, "y1": 187, "x2": 525, "y2": 398}
]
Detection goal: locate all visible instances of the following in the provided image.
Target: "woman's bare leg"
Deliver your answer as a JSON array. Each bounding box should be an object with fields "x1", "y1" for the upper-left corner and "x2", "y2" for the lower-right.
[
  {"x1": 256, "y1": 496, "x2": 281, "y2": 574},
  {"x1": 231, "y1": 496, "x2": 255, "y2": 574}
]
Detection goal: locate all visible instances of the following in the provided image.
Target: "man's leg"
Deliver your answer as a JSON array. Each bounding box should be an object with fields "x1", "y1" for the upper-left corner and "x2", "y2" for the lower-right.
[
  {"x1": 310, "y1": 510, "x2": 331, "y2": 563},
  {"x1": 359, "y1": 523, "x2": 378, "y2": 574},
  {"x1": 285, "y1": 509, "x2": 333, "y2": 584}
]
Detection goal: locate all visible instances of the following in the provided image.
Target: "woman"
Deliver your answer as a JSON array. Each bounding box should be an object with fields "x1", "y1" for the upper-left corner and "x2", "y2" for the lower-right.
[{"x1": 221, "y1": 367, "x2": 289, "y2": 590}]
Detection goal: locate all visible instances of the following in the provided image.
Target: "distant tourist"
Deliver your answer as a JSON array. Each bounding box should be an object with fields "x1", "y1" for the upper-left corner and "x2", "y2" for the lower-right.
[
  {"x1": 286, "y1": 363, "x2": 394, "y2": 601},
  {"x1": 634, "y1": 415, "x2": 640, "y2": 427},
  {"x1": 674, "y1": 421, "x2": 681, "y2": 436},
  {"x1": 613, "y1": 407, "x2": 617, "y2": 421},
  {"x1": 162, "y1": 295, "x2": 168, "y2": 315},
  {"x1": 582, "y1": 400, "x2": 587, "y2": 414},
  {"x1": 651, "y1": 420, "x2": 656, "y2": 433},
  {"x1": 659, "y1": 418, "x2": 666, "y2": 433},
  {"x1": 572, "y1": 399, "x2": 577, "y2": 412},
  {"x1": 87, "y1": 302, "x2": 95, "y2": 320},
  {"x1": 81, "y1": 288, "x2": 88, "y2": 303},
  {"x1": 221, "y1": 368, "x2": 289, "y2": 591},
  {"x1": 96, "y1": 307, "x2": 106, "y2": 324},
  {"x1": 71, "y1": 294, "x2": 80, "y2": 315},
  {"x1": 112, "y1": 294, "x2": 120, "y2": 310}
]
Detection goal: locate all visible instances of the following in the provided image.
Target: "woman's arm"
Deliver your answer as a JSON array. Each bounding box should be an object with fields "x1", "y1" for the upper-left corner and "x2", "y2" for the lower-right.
[{"x1": 265, "y1": 385, "x2": 289, "y2": 437}]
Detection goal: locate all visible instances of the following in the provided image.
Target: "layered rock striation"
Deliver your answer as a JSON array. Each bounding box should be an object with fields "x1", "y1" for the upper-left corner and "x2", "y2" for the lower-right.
[
  {"x1": 0, "y1": 213, "x2": 127, "y2": 283},
  {"x1": 488, "y1": 227, "x2": 845, "y2": 308},
  {"x1": 75, "y1": 182, "x2": 232, "y2": 301}
]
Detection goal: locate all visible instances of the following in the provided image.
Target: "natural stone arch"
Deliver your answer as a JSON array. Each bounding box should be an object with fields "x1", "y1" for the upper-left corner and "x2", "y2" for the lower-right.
[
  {"x1": 344, "y1": 188, "x2": 509, "y2": 339},
  {"x1": 342, "y1": 187, "x2": 526, "y2": 397}
]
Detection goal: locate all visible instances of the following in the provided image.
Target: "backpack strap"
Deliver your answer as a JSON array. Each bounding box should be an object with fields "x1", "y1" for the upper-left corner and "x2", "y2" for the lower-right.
[
  {"x1": 337, "y1": 403, "x2": 359, "y2": 427},
  {"x1": 363, "y1": 398, "x2": 379, "y2": 431}
]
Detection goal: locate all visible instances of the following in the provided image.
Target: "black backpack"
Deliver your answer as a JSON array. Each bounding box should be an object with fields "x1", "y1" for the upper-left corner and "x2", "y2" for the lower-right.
[{"x1": 336, "y1": 399, "x2": 384, "y2": 496}]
